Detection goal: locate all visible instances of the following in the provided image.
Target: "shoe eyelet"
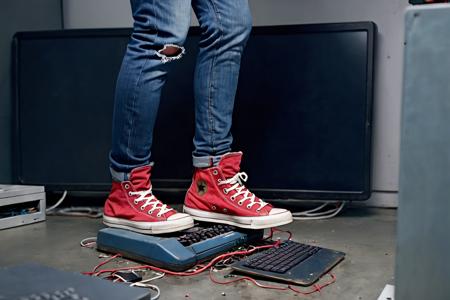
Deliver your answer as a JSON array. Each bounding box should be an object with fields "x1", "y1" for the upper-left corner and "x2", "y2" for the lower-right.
[
  {"x1": 148, "y1": 210, "x2": 154, "y2": 215},
  {"x1": 247, "y1": 205, "x2": 252, "y2": 209},
  {"x1": 230, "y1": 196, "x2": 235, "y2": 200},
  {"x1": 124, "y1": 184, "x2": 130, "y2": 189},
  {"x1": 213, "y1": 170, "x2": 218, "y2": 175},
  {"x1": 140, "y1": 206, "x2": 145, "y2": 211},
  {"x1": 238, "y1": 201, "x2": 244, "y2": 206},
  {"x1": 211, "y1": 205, "x2": 216, "y2": 210},
  {"x1": 217, "y1": 179, "x2": 221, "y2": 183},
  {"x1": 128, "y1": 192, "x2": 133, "y2": 196},
  {"x1": 157, "y1": 214, "x2": 162, "y2": 217},
  {"x1": 223, "y1": 189, "x2": 228, "y2": 194},
  {"x1": 134, "y1": 200, "x2": 138, "y2": 204}
]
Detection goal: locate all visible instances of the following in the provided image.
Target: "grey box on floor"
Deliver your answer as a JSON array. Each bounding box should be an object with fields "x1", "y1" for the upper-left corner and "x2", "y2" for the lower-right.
[
  {"x1": 397, "y1": 4, "x2": 450, "y2": 300},
  {"x1": 0, "y1": 185, "x2": 46, "y2": 229}
]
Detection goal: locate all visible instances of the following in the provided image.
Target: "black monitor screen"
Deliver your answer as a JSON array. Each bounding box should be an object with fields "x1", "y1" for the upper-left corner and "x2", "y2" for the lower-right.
[{"x1": 14, "y1": 23, "x2": 375, "y2": 200}]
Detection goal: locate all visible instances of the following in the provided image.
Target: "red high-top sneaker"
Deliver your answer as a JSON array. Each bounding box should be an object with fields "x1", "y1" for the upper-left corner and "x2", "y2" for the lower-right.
[
  {"x1": 103, "y1": 165, "x2": 194, "y2": 234},
  {"x1": 183, "y1": 152, "x2": 293, "y2": 229}
]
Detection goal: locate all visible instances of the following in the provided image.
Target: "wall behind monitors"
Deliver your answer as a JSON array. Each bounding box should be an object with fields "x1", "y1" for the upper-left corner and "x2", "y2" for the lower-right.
[{"x1": 13, "y1": 22, "x2": 375, "y2": 200}]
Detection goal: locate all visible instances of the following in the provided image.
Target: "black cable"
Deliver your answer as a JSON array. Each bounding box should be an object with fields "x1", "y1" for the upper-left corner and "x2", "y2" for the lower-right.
[{"x1": 60, "y1": 0, "x2": 65, "y2": 29}]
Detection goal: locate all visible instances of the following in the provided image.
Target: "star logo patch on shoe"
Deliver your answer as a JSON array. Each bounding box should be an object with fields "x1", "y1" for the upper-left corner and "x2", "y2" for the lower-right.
[{"x1": 197, "y1": 180, "x2": 207, "y2": 196}]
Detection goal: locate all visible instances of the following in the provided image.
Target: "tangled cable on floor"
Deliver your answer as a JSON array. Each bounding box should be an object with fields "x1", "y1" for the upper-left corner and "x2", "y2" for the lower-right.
[
  {"x1": 292, "y1": 201, "x2": 346, "y2": 220},
  {"x1": 46, "y1": 190, "x2": 103, "y2": 218},
  {"x1": 81, "y1": 228, "x2": 336, "y2": 297}
]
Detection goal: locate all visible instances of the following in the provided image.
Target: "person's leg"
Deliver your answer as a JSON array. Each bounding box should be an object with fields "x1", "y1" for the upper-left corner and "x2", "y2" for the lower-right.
[
  {"x1": 104, "y1": 0, "x2": 194, "y2": 234},
  {"x1": 110, "y1": 0, "x2": 191, "y2": 180},
  {"x1": 190, "y1": 0, "x2": 252, "y2": 167},
  {"x1": 184, "y1": 0, "x2": 292, "y2": 229}
]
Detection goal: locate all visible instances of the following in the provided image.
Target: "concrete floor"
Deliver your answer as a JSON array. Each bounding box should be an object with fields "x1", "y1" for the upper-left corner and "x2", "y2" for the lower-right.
[{"x1": 0, "y1": 206, "x2": 396, "y2": 300}]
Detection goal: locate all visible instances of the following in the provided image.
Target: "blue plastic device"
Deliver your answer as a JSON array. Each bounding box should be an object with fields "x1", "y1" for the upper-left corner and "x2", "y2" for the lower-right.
[{"x1": 97, "y1": 225, "x2": 264, "y2": 271}]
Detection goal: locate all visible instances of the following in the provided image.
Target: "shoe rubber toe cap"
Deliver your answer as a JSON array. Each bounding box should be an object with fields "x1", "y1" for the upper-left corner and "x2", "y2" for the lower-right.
[
  {"x1": 269, "y1": 208, "x2": 290, "y2": 215},
  {"x1": 167, "y1": 212, "x2": 194, "y2": 221}
]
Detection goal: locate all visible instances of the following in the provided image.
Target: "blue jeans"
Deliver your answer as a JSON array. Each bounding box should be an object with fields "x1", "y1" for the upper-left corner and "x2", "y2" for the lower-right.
[{"x1": 109, "y1": 0, "x2": 252, "y2": 180}]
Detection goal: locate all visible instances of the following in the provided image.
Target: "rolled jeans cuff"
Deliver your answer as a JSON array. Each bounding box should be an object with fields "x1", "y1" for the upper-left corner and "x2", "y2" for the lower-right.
[
  {"x1": 110, "y1": 162, "x2": 154, "y2": 182},
  {"x1": 192, "y1": 154, "x2": 224, "y2": 168}
]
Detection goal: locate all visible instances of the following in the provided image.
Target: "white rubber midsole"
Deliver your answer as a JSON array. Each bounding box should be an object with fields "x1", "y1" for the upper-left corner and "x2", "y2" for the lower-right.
[
  {"x1": 103, "y1": 215, "x2": 194, "y2": 234},
  {"x1": 183, "y1": 206, "x2": 293, "y2": 229}
]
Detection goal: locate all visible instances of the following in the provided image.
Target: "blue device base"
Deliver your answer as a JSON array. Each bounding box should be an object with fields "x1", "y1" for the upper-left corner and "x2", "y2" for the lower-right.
[{"x1": 97, "y1": 224, "x2": 264, "y2": 271}]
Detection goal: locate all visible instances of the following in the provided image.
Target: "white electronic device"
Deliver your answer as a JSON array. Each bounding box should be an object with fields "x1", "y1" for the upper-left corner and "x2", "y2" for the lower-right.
[{"x1": 0, "y1": 185, "x2": 46, "y2": 229}]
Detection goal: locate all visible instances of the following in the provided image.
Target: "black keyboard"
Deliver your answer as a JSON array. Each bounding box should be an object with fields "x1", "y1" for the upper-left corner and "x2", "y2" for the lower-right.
[
  {"x1": 231, "y1": 240, "x2": 345, "y2": 286},
  {"x1": 244, "y1": 241, "x2": 321, "y2": 273},
  {"x1": 177, "y1": 224, "x2": 236, "y2": 246}
]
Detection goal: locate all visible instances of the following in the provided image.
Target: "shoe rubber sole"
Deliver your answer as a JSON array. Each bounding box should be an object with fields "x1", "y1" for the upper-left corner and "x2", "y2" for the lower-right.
[
  {"x1": 183, "y1": 206, "x2": 293, "y2": 229},
  {"x1": 103, "y1": 214, "x2": 194, "y2": 234}
]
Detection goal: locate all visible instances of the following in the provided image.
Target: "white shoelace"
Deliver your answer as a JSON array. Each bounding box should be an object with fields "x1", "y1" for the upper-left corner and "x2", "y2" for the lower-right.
[
  {"x1": 129, "y1": 188, "x2": 173, "y2": 217},
  {"x1": 218, "y1": 172, "x2": 268, "y2": 211}
]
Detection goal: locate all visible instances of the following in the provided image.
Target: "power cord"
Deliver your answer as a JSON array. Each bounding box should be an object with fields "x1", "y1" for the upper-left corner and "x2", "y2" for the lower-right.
[
  {"x1": 80, "y1": 237, "x2": 97, "y2": 248},
  {"x1": 130, "y1": 272, "x2": 164, "y2": 300},
  {"x1": 292, "y1": 201, "x2": 345, "y2": 220},
  {"x1": 46, "y1": 190, "x2": 68, "y2": 213},
  {"x1": 50, "y1": 207, "x2": 103, "y2": 218}
]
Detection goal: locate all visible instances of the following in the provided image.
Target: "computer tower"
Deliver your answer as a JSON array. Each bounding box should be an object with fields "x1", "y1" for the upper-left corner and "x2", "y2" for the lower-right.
[{"x1": 397, "y1": 4, "x2": 450, "y2": 300}]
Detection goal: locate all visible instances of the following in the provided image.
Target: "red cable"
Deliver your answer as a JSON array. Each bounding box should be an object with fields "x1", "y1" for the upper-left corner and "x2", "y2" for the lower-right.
[
  {"x1": 92, "y1": 253, "x2": 122, "y2": 273},
  {"x1": 83, "y1": 232, "x2": 336, "y2": 296},
  {"x1": 264, "y1": 227, "x2": 292, "y2": 241},
  {"x1": 210, "y1": 268, "x2": 336, "y2": 296},
  {"x1": 209, "y1": 268, "x2": 289, "y2": 291},
  {"x1": 288, "y1": 273, "x2": 336, "y2": 295}
]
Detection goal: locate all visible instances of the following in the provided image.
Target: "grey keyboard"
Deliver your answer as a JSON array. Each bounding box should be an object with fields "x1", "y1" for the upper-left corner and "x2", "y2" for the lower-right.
[{"x1": 0, "y1": 264, "x2": 151, "y2": 300}]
